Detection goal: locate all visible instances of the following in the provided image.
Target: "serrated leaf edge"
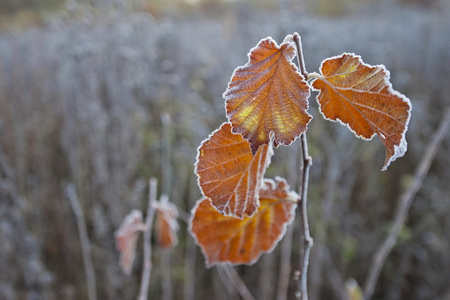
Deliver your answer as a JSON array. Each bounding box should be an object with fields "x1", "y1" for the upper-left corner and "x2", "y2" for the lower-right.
[
  {"x1": 310, "y1": 52, "x2": 412, "y2": 170},
  {"x1": 223, "y1": 36, "x2": 312, "y2": 152},
  {"x1": 194, "y1": 122, "x2": 273, "y2": 219},
  {"x1": 188, "y1": 195, "x2": 297, "y2": 268}
]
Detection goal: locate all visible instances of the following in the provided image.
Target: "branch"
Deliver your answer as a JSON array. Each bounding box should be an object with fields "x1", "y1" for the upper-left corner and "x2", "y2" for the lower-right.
[
  {"x1": 160, "y1": 249, "x2": 172, "y2": 300},
  {"x1": 184, "y1": 229, "x2": 197, "y2": 300},
  {"x1": 277, "y1": 142, "x2": 299, "y2": 300},
  {"x1": 220, "y1": 265, "x2": 255, "y2": 300},
  {"x1": 216, "y1": 265, "x2": 238, "y2": 298},
  {"x1": 160, "y1": 113, "x2": 172, "y2": 300},
  {"x1": 276, "y1": 223, "x2": 295, "y2": 300},
  {"x1": 161, "y1": 113, "x2": 172, "y2": 197},
  {"x1": 137, "y1": 178, "x2": 158, "y2": 300},
  {"x1": 297, "y1": 133, "x2": 314, "y2": 300},
  {"x1": 0, "y1": 142, "x2": 15, "y2": 180},
  {"x1": 66, "y1": 184, "x2": 97, "y2": 300},
  {"x1": 184, "y1": 175, "x2": 198, "y2": 300},
  {"x1": 363, "y1": 107, "x2": 450, "y2": 300},
  {"x1": 293, "y1": 32, "x2": 314, "y2": 300},
  {"x1": 293, "y1": 33, "x2": 308, "y2": 79}
]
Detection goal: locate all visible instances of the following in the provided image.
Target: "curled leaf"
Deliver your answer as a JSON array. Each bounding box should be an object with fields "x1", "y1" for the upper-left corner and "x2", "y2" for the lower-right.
[
  {"x1": 189, "y1": 177, "x2": 298, "y2": 267},
  {"x1": 224, "y1": 36, "x2": 312, "y2": 154},
  {"x1": 154, "y1": 195, "x2": 179, "y2": 249},
  {"x1": 311, "y1": 53, "x2": 411, "y2": 170},
  {"x1": 195, "y1": 122, "x2": 272, "y2": 219},
  {"x1": 114, "y1": 209, "x2": 146, "y2": 275}
]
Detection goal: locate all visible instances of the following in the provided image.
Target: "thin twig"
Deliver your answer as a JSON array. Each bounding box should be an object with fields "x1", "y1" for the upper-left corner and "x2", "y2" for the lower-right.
[
  {"x1": 293, "y1": 32, "x2": 314, "y2": 300},
  {"x1": 161, "y1": 113, "x2": 172, "y2": 198},
  {"x1": 0, "y1": 130, "x2": 15, "y2": 179},
  {"x1": 184, "y1": 175, "x2": 198, "y2": 300},
  {"x1": 363, "y1": 107, "x2": 450, "y2": 300},
  {"x1": 220, "y1": 265, "x2": 256, "y2": 300},
  {"x1": 160, "y1": 113, "x2": 172, "y2": 300},
  {"x1": 160, "y1": 249, "x2": 172, "y2": 300},
  {"x1": 277, "y1": 142, "x2": 300, "y2": 300},
  {"x1": 137, "y1": 178, "x2": 158, "y2": 300},
  {"x1": 276, "y1": 223, "x2": 295, "y2": 300},
  {"x1": 216, "y1": 265, "x2": 237, "y2": 298},
  {"x1": 293, "y1": 33, "x2": 308, "y2": 79},
  {"x1": 297, "y1": 133, "x2": 313, "y2": 300},
  {"x1": 66, "y1": 184, "x2": 97, "y2": 300},
  {"x1": 259, "y1": 252, "x2": 275, "y2": 300}
]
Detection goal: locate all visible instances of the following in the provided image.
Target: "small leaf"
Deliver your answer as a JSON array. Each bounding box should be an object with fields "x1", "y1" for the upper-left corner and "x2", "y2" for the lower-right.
[
  {"x1": 311, "y1": 53, "x2": 411, "y2": 170},
  {"x1": 154, "y1": 195, "x2": 179, "y2": 249},
  {"x1": 189, "y1": 177, "x2": 298, "y2": 267},
  {"x1": 195, "y1": 122, "x2": 272, "y2": 219},
  {"x1": 224, "y1": 36, "x2": 312, "y2": 154},
  {"x1": 114, "y1": 209, "x2": 146, "y2": 275}
]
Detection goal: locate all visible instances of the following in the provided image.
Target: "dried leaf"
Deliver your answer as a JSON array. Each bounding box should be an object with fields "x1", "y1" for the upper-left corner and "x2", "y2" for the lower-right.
[
  {"x1": 114, "y1": 209, "x2": 145, "y2": 275},
  {"x1": 224, "y1": 36, "x2": 312, "y2": 154},
  {"x1": 195, "y1": 122, "x2": 272, "y2": 219},
  {"x1": 311, "y1": 53, "x2": 411, "y2": 170},
  {"x1": 154, "y1": 195, "x2": 179, "y2": 249},
  {"x1": 189, "y1": 177, "x2": 298, "y2": 266}
]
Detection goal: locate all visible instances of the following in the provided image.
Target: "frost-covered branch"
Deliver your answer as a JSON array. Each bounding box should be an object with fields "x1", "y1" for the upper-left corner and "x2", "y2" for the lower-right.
[
  {"x1": 293, "y1": 32, "x2": 314, "y2": 300},
  {"x1": 66, "y1": 184, "x2": 97, "y2": 300},
  {"x1": 220, "y1": 265, "x2": 255, "y2": 300},
  {"x1": 276, "y1": 223, "x2": 295, "y2": 300},
  {"x1": 297, "y1": 133, "x2": 313, "y2": 300},
  {"x1": 293, "y1": 33, "x2": 308, "y2": 79},
  {"x1": 138, "y1": 178, "x2": 158, "y2": 300},
  {"x1": 364, "y1": 107, "x2": 450, "y2": 300}
]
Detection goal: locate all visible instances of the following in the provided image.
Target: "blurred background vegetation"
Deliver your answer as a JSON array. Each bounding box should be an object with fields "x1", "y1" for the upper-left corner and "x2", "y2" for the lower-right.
[{"x1": 0, "y1": 0, "x2": 449, "y2": 299}]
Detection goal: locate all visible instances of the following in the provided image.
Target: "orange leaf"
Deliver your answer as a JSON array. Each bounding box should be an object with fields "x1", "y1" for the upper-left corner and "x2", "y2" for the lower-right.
[
  {"x1": 224, "y1": 36, "x2": 312, "y2": 154},
  {"x1": 196, "y1": 122, "x2": 272, "y2": 219},
  {"x1": 114, "y1": 209, "x2": 146, "y2": 275},
  {"x1": 311, "y1": 53, "x2": 411, "y2": 170},
  {"x1": 154, "y1": 195, "x2": 179, "y2": 249},
  {"x1": 189, "y1": 177, "x2": 298, "y2": 266}
]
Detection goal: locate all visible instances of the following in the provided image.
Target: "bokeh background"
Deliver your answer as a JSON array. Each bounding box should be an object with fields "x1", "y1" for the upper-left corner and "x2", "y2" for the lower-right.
[{"x1": 0, "y1": 0, "x2": 449, "y2": 299}]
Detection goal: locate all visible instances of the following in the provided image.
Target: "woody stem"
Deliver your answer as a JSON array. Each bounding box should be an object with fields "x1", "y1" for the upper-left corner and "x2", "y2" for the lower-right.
[{"x1": 293, "y1": 32, "x2": 314, "y2": 300}]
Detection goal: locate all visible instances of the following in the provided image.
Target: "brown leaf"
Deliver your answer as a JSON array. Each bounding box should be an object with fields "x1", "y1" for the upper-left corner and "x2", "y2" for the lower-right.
[
  {"x1": 224, "y1": 36, "x2": 312, "y2": 154},
  {"x1": 189, "y1": 177, "x2": 298, "y2": 266},
  {"x1": 311, "y1": 53, "x2": 411, "y2": 170},
  {"x1": 114, "y1": 209, "x2": 145, "y2": 275},
  {"x1": 154, "y1": 195, "x2": 179, "y2": 249},
  {"x1": 195, "y1": 122, "x2": 272, "y2": 219}
]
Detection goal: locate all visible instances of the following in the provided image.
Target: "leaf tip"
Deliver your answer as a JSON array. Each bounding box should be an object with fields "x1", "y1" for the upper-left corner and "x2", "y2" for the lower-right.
[
  {"x1": 282, "y1": 34, "x2": 294, "y2": 44},
  {"x1": 381, "y1": 131, "x2": 408, "y2": 171}
]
